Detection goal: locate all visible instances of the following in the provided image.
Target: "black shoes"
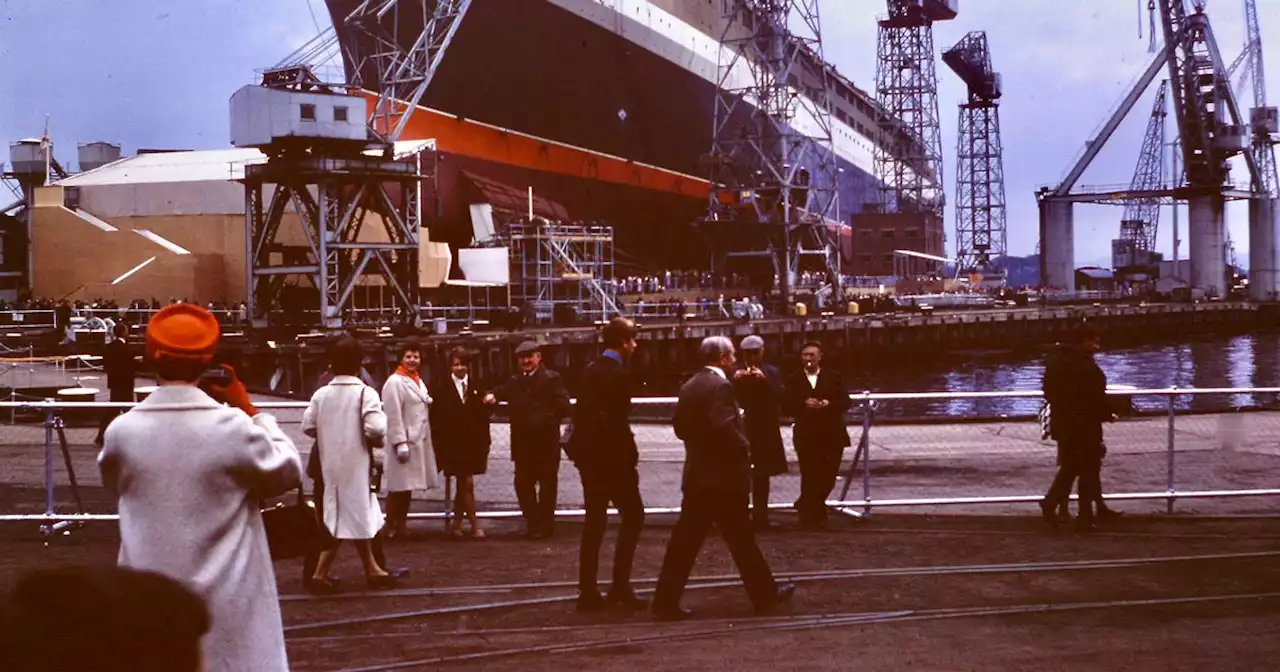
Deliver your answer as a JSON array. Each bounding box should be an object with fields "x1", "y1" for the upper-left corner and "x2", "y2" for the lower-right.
[
  {"x1": 754, "y1": 583, "x2": 797, "y2": 614},
  {"x1": 577, "y1": 589, "x2": 648, "y2": 612},
  {"x1": 653, "y1": 604, "x2": 694, "y2": 622},
  {"x1": 651, "y1": 584, "x2": 796, "y2": 621},
  {"x1": 384, "y1": 567, "x2": 411, "y2": 579},
  {"x1": 576, "y1": 591, "x2": 605, "y2": 612}
]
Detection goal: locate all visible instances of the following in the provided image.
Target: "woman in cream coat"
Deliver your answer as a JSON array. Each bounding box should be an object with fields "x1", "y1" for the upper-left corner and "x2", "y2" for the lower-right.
[
  {"x1": 301, "y1": 336, "x2": 396, "y2": 591},
  {"x1": 382, "y1": 340, "x2": 438, "y2": 538}
]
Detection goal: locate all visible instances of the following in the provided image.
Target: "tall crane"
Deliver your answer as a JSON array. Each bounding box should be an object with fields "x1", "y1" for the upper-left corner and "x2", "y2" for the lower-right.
[
  {"x1": 703, "y1": 0, "x2": 842, "y2": 307},
  {"x1": 1113, "y1": 80, "x2": 1169, "y2": 281},
  {"x1": 871, "y1": 0, "x2": 955, "y2": 278},
  {"x1": 944, "y1": 30, "x2": 1006, "y2": 282}
]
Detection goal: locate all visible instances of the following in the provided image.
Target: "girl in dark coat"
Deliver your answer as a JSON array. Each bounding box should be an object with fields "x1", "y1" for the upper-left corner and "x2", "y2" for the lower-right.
[{"x1": 430, "y1": 347, "x2": 491, "y2": 539}]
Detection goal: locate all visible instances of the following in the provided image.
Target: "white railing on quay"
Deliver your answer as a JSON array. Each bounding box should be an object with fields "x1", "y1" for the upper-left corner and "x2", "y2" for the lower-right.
[{"x1": 4, "y1": 386, "x2": 1279, "y2": 532}]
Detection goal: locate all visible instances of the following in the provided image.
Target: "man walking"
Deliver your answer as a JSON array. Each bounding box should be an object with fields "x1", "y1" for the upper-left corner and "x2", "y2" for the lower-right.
[
  {"x1": 566, "y1": 317, "x2": 646, "y2": 611},
  {"x1": 485, "y1": 341, "x2": 570, "y2": 538},
  {"x1": 785, "y1": 342, "x2": 850, "y2": 527},
  {"x1": 1041, "y1": 323, "x2": 1118, "y2": 533},
  {"x1": 652, "y1": 336, "x2": 795, "y2": 621},
  {"x1": 731, "y1": 335, "x2": 788, "y2": 529}
]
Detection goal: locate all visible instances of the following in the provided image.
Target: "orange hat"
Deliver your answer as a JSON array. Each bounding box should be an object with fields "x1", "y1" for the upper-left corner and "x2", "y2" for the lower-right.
[{"x1": 146, "y1": 303, "x2": 220, "y2": 361}]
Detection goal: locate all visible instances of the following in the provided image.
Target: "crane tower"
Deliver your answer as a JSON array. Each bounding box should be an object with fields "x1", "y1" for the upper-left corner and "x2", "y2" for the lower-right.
[
  {"x1": 869, "y1": 0, "x2": 955, "y2": 278},
  {"x1": 943, "y1": 30, "x2": 1006, "y2": 283},
  {"x1": 703, "y1": 0, "x2": 842, "y2": 307},
  {"x1": 1113, "y1": 80, "x2": 1169, "y2": 283}
]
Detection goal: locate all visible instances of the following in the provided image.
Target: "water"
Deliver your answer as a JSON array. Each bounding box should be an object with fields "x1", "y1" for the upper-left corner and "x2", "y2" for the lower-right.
[{"x1": 835, "y1": 331, "x2": 1280, "y2": 421}]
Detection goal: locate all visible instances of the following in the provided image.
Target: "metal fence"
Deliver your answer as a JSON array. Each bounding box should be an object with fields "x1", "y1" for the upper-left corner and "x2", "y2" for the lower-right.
[{"x1": 1, "y1": 387, "x2": 1278, "y2": 532}]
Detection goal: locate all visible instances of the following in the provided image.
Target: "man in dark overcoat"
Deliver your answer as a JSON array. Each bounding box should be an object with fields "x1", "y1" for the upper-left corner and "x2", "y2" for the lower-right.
[
  {"x1": 486, "y1": 340, "x2": 571, "y2": 538},
  {"x1": 784, "y1": 341, "x2": 851, "y2": 528},
  {"x1": 564, "y1": 317, "x2": 646, "y2": 611},
  {"x1": 1041, "y1": 324, "x2": 1118, "y2": 533},
  {"x1": 95, "y1": 322, "x2": 135, "y2": 446},
  {"x1": 651, "y1": 336, "x2": 795, "y2": 621},
  {"x1": 731, "y1": 335, "x2": 788, "y2": 529}
]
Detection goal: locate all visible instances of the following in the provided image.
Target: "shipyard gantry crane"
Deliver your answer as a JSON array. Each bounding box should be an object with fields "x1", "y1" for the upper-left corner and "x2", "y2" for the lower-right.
[
  {"x1": 234, "y1": 0, "x2": 472, "y2": 330},
  {"x1": 1112, "y1": 80, "x2": 1169, "y2": 283},
  {"x1": 866, "y1": 0, "x2": 954, "y2": 279},
  {"x1": 943, "y1": 30, "x2": 1007, "y2": 284},
  {"x1": 702, "y1": 0, "x2": 842, "y2": 307},
  {"x1": 1037, "y1": 0, "x2": 1257, "y2": 297}
]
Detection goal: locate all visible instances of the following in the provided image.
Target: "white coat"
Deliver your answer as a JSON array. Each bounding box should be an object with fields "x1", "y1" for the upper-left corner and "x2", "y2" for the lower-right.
[
  {"x1": 98, "y1": 385, "x2": 301, "y2": 672},
  {"x1": 382, "y1": 372, "x2": 439, "y2": 492},
  {"x1": 301, "y1": 376, "x2": 389, "y2": 539}
]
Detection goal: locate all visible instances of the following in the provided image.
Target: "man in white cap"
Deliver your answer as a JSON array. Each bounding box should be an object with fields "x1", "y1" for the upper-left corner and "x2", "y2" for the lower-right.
[{"x1": 732, "y1": 335, "x2": 788, "y2": 529}]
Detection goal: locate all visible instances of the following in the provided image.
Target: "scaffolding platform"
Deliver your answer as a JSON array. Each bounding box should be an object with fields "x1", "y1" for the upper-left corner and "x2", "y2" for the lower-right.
[{"x1": 508, "y1": 220, "x2": 619, "y2": 326}]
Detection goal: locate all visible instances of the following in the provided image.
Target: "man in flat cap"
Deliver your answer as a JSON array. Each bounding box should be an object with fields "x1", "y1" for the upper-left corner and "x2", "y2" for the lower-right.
[
  {"x1": 565, "y1": 316, "x2": 645, "y2": 611},
  {"x1": 485, "y1": 340, "x2": 571, "y2": 538},
  {"x1": 98, "y1": 303, "x2": 301, "y2": 672},
  {"x1": 732, "y1": 335, "x2": 788, "y2": 529}
]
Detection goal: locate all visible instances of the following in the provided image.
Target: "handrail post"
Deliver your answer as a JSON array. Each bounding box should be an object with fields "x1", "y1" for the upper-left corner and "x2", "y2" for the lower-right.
[
  {"x1": 861, "y1": 391, "x2": 873, "y2": 517},
  {"x1": 41, "y1": 403, "x2": 55, "y2": 536},
  {"x1": 1166, "y1": 388, "x2": 1176, "y2": 514}
]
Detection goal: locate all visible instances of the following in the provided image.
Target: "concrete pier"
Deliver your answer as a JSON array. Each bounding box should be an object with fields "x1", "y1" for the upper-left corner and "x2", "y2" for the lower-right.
[
  {"x1": 1038, "y1": 198, "x2": 1075, "y2": 291},
  {"x1": 1249, "y1": 197, "x2": 1280, "y2": 301},
  {"x1": 1188, "y1": 194, "x2": 1227, "y2": 297}
]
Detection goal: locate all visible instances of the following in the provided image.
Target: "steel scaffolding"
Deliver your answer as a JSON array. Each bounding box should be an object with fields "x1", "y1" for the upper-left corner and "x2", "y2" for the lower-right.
[{"x1": 508, "y1": 220, "x2": 618, "y2": 326}]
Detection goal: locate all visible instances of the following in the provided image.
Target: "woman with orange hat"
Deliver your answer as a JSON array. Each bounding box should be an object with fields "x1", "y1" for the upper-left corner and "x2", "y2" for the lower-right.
[{"x1": 98, "y1": 303, "x2": 301, "y2": 672}]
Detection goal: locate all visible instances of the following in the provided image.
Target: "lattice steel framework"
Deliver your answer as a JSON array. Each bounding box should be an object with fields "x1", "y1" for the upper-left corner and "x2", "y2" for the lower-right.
[
  {"x1": 508, "y1": 220, "x2": 617, "y2": 326},
  {"x1": 705, "y1": 0, "x2": 842, "y2": 306},
  {"x1": 1227, "y1": 0, "x2": 1279, "y2": 197},
  {"x1": 1119, "y1": 80, "x2": 1170, "y2": 258},
  {"x1": 873, "y1": 1, "x2": 952, "y2": 217},
  {"x1": 945, "y1": 31, "x2": 1005, "y2": 278},
  {"x1": 1157, "y1": 0, "x2": 1257, "y2": 191}
]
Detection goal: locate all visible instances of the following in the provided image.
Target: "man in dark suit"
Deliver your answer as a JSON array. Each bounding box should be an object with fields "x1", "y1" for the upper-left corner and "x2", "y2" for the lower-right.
[
  {"x1": 1041, "y1": 323, "x2": 1118, "y2": 533},
  {"x1": 485, "y1": 340, "x2": 571, "y2": 539},
  {"x1": 94, "y1": 323, "x2": 134, "y2": 447},
  {"x1": 731, "y1": 335, "x2": 788, "y2": 530},
  {"x1": 652, "y1": 336, "x2": 795, "y2": 621},
  {"x1": 784, "y1": 341, "x2": 851, "y2": 528},
  {"x1": 565, "y1": 317, "x2": 646, "y2": 611}
]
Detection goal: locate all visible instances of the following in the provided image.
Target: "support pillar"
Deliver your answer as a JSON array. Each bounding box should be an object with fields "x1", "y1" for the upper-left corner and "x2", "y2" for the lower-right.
[
  {"x1": 1248, "y1": 197, "x2": 1280, "y2": 301},
  {"x1": 1187, "y1": 194, "x2": 1226, "y2": 297},
  {"x1": 1038, "y1": 197, "x2": 1074, "y2": 292}
]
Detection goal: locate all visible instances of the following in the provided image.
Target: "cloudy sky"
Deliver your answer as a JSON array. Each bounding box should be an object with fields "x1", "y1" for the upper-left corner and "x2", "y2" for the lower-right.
[{"x1": 2, "y1": 0, "x2": 1277, "y2": 266}]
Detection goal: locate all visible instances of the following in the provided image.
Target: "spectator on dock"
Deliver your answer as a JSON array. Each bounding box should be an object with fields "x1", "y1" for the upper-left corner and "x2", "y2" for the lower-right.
[
  {"x1": 302, "y1": 335, "x2": 398, "y2": 592},
  {"x1": 566, "y1": 317, "x2": 646, "y2": 612},
  {"x1": 484, "y1": 341, "x2": 570, "y2": 538},
  {"x1": 784, "y1": 342, "x2": 851, "y2": 528},
  {"x1": 430, "y1": 346, "x2": 492, "y2": 540},
  {"x1": 381, "y1": 339, "x2": 439, "y2": 539},
  {"x1": 1040, "y1": 324, "x2": 1120, "y2": 533},
  {"x1": 732, "y1": 335, "x2": 788, "y2": 529},
  {"x1": 0, "y1": 566, "x2": 210, "y2": 672},
  {"x1": 97, "y1": 303, "x2": 300, "y2": 672},
  {"x1": 94, "y1": 322, "x2": 134, "y2": 447},
  {"x1": 652, "y1": 336, "x2": 794, "y2": 621}
]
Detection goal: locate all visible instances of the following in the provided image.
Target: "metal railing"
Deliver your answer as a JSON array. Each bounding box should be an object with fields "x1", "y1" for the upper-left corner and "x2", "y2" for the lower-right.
[{"x1": 1, "y1": 386, "x2": 1278, "y2": 531}]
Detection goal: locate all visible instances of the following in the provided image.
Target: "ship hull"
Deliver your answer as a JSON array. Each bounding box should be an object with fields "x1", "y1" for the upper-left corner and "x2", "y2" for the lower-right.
[{"x1": 326, "y1": 0, "x2": 878, "y2": 266}]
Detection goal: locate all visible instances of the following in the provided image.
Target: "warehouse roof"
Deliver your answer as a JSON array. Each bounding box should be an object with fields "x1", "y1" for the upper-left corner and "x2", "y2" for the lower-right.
[{"x1": 55, "y1": 140, "x2": 435, "y2": 187}]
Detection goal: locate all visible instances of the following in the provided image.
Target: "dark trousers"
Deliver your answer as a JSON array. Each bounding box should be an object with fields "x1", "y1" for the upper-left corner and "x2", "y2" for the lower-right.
[
  {"x1": 579, "y1": 467, "x2": 645, "y2": 596},
  {"x1": 514, "y1": 456, "x2": 559, "y2": 534},
  {"x1": 1044, "y1": 440, "x2": 1103, "y2": 523},
  {"x1": 795, "y1": 443, "x2": 843, "y2": 524},
  {"x1": 653, "y1": 490, "x2": 778, "y2": 610},
  {"x1": 751, "y1": 471, "x2": 771, "y2": 525},
  {"x1": 94, "y1": 390, "x2": 131, "y2": 443}
]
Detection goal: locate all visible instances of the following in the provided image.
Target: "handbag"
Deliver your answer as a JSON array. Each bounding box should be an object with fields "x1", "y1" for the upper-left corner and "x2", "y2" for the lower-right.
[
  {"x1": 359, "y1": 388, "x2": 385, "y2": 493},
  {"x1": 262, "y1": 488, "x2": 329, "y2": 561}
]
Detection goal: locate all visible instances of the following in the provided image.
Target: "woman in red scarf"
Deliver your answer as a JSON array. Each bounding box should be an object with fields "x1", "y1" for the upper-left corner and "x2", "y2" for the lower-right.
[{"x1": 381, "y1": 340, "x2": 439, "y2": 538}]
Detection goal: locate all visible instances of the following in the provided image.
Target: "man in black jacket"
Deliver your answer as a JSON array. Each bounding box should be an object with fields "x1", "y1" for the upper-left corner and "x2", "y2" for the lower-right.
[
  {"x1": 486, "y1": 341, "x2": 571, "y2": 539},
  {"x1": 565, "y1": 317, "x2": 645, "y2": 611},
  {"x1": 94, "y1": 323, "x2": 134, "y2": 447},
  {"x1": 652, "y1": 336, "x2": 794, "y2": 621},
  {"x1": 1041, "y1": 324, "x2": 1116, "y2": 533},
  {"x1": 732, "y1": 335, "x2": 788, "y2": 529},
  {"x1": 784, "y1": 342, "x2": 851, "y2": 527}
]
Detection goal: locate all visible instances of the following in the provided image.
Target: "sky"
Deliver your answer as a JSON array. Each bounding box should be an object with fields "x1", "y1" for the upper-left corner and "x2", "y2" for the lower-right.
[{"x1": 1, "y1": 0, "x2": 1278, "y2": 266}]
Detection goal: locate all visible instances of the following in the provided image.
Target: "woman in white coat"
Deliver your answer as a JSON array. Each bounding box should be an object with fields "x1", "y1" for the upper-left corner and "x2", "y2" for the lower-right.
[
  {"x1": 98, "y1": 303, "x2": 300, "y2": 672},
  {"x1": 301, "y1": 335, "x2": 397, "y2": 591},
  {"x1": 382, "y1": 339, "x2": 438, "y2": 538}
]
